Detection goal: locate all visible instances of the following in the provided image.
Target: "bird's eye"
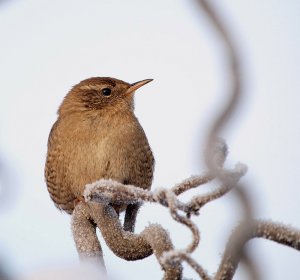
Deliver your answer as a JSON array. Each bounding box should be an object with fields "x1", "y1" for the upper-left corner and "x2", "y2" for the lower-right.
[{"x1": 102, "y1": 88, "x2": 112, "y2": 97}]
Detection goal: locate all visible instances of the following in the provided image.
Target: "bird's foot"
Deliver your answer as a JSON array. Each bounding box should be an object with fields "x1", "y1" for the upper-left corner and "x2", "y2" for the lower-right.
[{"x1": 73, "y1": 196, "x2": 85, "y2": 207}]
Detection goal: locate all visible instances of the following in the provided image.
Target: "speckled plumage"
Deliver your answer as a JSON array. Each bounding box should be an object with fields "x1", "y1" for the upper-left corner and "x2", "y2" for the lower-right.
[{"x1": 45, "y1": 77, "x2": 154, "y2": 225}]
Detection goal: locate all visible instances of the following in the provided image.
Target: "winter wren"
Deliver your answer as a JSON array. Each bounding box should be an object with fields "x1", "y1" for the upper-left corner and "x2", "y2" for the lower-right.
[{"x1": 45, "y1": 77, "x2": 154, "y2": 232}]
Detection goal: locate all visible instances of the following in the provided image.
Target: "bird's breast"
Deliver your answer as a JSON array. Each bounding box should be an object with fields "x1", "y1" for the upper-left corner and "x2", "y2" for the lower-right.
[{"x1": 55, "y1": 114, "x2": 154, "y2": 196}]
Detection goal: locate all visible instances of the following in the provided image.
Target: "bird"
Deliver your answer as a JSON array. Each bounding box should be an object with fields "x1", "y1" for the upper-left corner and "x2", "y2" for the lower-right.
[{"x1": 45, "y1": 77, "x2": 154, "y2": 232}]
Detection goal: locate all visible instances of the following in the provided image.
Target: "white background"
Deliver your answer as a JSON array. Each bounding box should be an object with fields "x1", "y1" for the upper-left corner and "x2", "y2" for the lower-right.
[{"x1": 0, "y1": 0, "x2": 300, "y2": 279}]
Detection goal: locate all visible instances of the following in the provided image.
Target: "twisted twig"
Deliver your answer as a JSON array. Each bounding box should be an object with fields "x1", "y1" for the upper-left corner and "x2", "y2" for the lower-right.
[
  {"x1": 164, "y1": 189, "x2": 200, "y2": 253},
  {"x1": 161, "y1": 250, "x2": 211, "y2": 280},
  {"x1": 187, "y1": 163, "x2": 247, "y2": 214}
]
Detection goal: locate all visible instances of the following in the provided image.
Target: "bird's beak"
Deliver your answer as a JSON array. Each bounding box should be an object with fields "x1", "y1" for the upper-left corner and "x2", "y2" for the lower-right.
[{"x1": 126, "y1": 79, "x2": 153, "y2": 95}]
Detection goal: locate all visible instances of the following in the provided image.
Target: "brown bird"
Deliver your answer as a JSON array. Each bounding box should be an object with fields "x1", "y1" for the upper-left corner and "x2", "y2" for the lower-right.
[{"x1": 45, "y1": 77, "x2": 154, "y2": 232}]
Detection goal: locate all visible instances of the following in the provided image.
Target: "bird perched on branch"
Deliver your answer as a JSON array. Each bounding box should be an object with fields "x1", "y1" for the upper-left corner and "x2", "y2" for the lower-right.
[{"x1": 45, "y1": 77, "x2": 154, "y2": 232}]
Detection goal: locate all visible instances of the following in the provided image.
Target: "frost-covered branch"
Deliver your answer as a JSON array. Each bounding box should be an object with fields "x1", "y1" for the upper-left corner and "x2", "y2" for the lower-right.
[
  {"x1": 71, "y1": 202, "x2": 105, "y2": 268},
  {"x1": 171, "y1": 173, "x2": 214, "y2": 196},
  {"x1": 187, "y1": 163, "x2": 247, "y2": 215},
  {"x1": 84, "y1": 161, "x2": 247, "y2": 218},
  {"x1": 215, "y1": 220, "x2": 300, "y2": 280},
  {"x1": 162, "y1": 250, "x2": 211, "y2": 280},
  {"x1": 71, "y1": 201, "x2": 182, "y2": 280}
]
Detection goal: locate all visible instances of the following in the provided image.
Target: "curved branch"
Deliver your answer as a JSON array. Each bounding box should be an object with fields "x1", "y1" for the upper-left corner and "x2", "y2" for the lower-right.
[
  {"x1": 194, "y1": 0, "x2": 243, "y2": 173},
  {"x1": 86, "y1": 202, "x2": 182, "y2": 279},
  {"x1": 215, "y1": 220, "x2": 300, "y2": 280}
]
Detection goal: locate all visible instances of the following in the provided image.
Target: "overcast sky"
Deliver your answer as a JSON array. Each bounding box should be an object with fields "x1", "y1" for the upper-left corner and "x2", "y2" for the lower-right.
[{"x1": 0, "y1": 0, "x2": 300, "y2": 279}]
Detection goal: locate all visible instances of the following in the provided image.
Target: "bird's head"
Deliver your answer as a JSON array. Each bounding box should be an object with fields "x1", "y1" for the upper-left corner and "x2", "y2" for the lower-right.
[{"x1": 58, "y1": 77, "x2": 153, "y2": 116}]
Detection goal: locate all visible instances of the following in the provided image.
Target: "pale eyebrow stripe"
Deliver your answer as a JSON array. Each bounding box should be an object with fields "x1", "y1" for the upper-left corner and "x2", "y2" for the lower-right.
[{"x1": 79, "y1": 85, "x2": 103, "y2": 91}]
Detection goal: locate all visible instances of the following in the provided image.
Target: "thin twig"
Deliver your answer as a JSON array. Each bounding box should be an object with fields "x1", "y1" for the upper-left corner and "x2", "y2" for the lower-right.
[
  {"x1": 161, "y1": 250, "x2": 211, "y2": 280},
  {"x1": 187, "y1": 163, "x2": 247, "y2": 213},
  {"x1": 171, "y1": 173, "x2": 214, "y2": 196},
  {"x1": 165, "y1": 190, "x2": 200, "y2": 253}
]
